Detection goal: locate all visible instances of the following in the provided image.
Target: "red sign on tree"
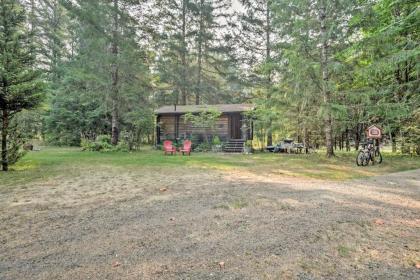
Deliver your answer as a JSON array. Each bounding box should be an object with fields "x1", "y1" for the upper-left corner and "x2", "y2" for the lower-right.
[{"x1": 366, "y1": 125, "x2": 382, "y2": 139}]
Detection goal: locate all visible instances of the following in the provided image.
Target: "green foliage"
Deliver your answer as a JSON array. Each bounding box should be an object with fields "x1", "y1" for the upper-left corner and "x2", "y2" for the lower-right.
[
  {"x1": 245, "y1": 140, "x2": 252, "y2": 148},
  {"x1": 153, "y1": 0, "x2": 237, "y2": 105},
  {"x1": 81, "y1": 134, "x2": 133, "y2": 152},
  {"x1": 96, "y1": 135, "x2": 111, "y2": 144},
  {"x1": 212, "y1": 136, "x2": 221, "y2": 145},
  {"x1": 184, "y1": 109, "x2": 222, "y2": 143},
  {"x1": 81, "y1": 135, "x2": 113, "y2": 152},
  {"x1": 194, "y1": 142, "x2": 211, "y2": 152},
  {"x1": 237, "y1": 0, "x2": 280, "y2": 145},
  {"x1": 357, "y1": 0, "x2": 419, "y2": 154},
  {"x1": 44, "y1": 68, "x2": 109, "y2": 146},
  {"x1": 42, "y1": 0, "x2": 153, "y2": 147},
  {"x1": 4, "y1": 0, "x2": 418, "y2": 162},
  {"x1": 0, "y1": 0, "x2": 45, "y2": 171},
  {"x1": 120, "y1": 110, "x2": 155, "y2": 150},
  {"x1": 6, "y1": 121, "x2": 29, "y2": 165}
]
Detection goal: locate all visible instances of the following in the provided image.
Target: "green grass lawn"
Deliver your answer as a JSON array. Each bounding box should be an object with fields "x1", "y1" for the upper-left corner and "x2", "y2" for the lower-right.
[{"x1": 1, "y1": 146, "x2": 420, "y2": 187}]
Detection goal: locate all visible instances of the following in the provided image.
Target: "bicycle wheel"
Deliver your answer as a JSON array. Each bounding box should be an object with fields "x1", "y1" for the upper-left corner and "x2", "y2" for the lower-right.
[
  {"x1": 356, "y1": 151, "x2": 365, "y2": 166},
  {"x1": 374, "y1": 150, "x2": 383, "y2": 164}
]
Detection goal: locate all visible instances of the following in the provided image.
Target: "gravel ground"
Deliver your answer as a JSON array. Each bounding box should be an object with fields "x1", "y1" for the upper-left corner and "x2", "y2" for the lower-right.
[{"x1": 0, "y1": 167, "x2": 419, "y2": 279}]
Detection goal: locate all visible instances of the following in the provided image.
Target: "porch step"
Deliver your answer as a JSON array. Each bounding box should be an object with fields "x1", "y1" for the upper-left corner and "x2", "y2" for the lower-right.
[{"x1": 223, "y1": 139, "x2": 245, "y2": 153}]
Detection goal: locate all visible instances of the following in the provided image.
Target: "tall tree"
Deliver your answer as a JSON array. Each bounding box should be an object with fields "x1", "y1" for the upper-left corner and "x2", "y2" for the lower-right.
[
  {"x1": 110, "y1": 0, "x2": 120, "y2": 145},
  {"x1": 357, "y1": 0, "x2": 419, "y2": 154},
  {"x1": 238, "y1": 0, "x2": 277, "y2": 146},
  {"x1": 45, "y1": 0, "x2": 152, "y2": 147},
  {"x1": 190, "y1": 0, "x2": 234, "y2": 104},
  {"x1": 272, "y1": 0, "x2": 360, "y2": 156},
  {"x1": 154, "y1": 0, "x2": 194, "y2": 105},
  {"x1": 0, "y1": 0, "x2": 44, "y2": 171}
]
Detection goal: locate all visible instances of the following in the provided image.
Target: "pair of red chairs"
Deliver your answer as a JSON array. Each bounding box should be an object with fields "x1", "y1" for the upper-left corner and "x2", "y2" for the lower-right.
[{"x1": 163, "y1": 140, "x2": 192, "y2": 156}]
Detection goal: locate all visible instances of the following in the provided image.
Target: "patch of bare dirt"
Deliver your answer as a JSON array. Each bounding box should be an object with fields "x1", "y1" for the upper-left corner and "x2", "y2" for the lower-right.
[{"x1": 0, "y1": 167, "x2": 419, "y2": 279}]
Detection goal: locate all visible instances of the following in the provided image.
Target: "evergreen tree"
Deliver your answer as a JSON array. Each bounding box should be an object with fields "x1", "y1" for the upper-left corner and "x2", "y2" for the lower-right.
[
  {"x1": 190, "y1": 0, "x2": 235, "y2": 104},
  {"x1": 154, "y1": 0, "x2": 194, "y2": 105},
  {"x1": 357, "y1": 0, "x2": 419, "y2": 154},
  {"x1": 238, "y1": 0, "x2": 277, "y2": 146},
  {"x1": 0, "y1": 0, "x2": 44, "y2": 171},
  {"x1": 45, "y1": 0, "x2": 152, "y2": 146},
  {"x1": 272, "y1": 0, "x2": 361, "y2": 157}
]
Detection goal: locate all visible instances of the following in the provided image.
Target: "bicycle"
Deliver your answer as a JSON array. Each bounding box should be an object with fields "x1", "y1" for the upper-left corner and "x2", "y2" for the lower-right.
[{"x1": 356, "y1": 141, "x2": 382, "y2": 166}]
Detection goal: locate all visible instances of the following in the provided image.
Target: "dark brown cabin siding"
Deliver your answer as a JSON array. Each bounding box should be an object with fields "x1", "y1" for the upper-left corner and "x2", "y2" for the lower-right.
[{"x1": 158, "y1": 113, "x2": 232, "y2": 142}]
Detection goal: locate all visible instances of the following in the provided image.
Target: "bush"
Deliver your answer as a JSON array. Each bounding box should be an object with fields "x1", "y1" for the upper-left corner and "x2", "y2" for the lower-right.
[
  {"x1": 212, "y1": 136, "x2": 221, "y2": 145},
  {"x1": 245, "y1": 140, "x2": 253, "y2": 148},
  {"x1": 155, "y1": 144, "x2": 163, "y2": 150},
  {"x1": 194, "y1": 142, "x2": 211, "y2": 152},
  {"x1": 96, "y1": 135, "x2": 111, "y2": 144},
  {"x1": 115, "y1": 141, "x2": 129, "y2": 152},
  {"x1": 81, "y1": 137, "x2": 113, "y2": 152},
  {"x1": 7, "y1": 139, "x2": 27, "y2": 165}
]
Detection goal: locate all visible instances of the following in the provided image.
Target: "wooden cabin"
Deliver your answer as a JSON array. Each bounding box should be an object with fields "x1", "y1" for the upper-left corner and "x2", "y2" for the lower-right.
[{"x1": 155, "y1": 104, "x2": 254, "y2": 144}]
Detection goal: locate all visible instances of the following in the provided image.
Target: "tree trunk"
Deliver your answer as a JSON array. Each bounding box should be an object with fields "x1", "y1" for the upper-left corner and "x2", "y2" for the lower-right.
[
  {"x1": 1, "y1": 110, "x2": 9, "y2": 171},
  {"x1": 391, "y1": 131, "x2": 397, "y2": 153},
  {"x1": 354, "y1": 125, "x2": 360, "y2": 151},
  {"x1": 320, "y1": 4, "x2": 334, "y2": 157},
  {"x1": 111, "y1": 0, "x2": 119, "y2": 145},
  {"x1": 181, "y1": 0, "x2": 187, "y2": 105},
  {"x1": 265, "y1": 1, "x2": 273, "y2": 146},
  {"x1": 355, "y1": 124, "x2": 360, "y2": 151},
  {"x1": 345, "y1": 128, "x2": 350, "y2": 151},
  {"x1": 334, "y1": 136, "x2": 337, "y2": 151},
  {"x1": 111, "y1": 98, "x2": 119, "y2": 145},
  {"x1": 29, "y1": 0, "x2": 36, "y2": 60},
  {"x1": 400, "y1": 130, "x2": 407, "y2": 154},
  {"x1": 303, "y1": 126, "x2": 309, "y2": 153},
  {"x1": 195, "y1": 0, "x2": 204, "y2": 105},
  {"x1": 51, "y1": 0, "x2": 60, "y2": 83}
]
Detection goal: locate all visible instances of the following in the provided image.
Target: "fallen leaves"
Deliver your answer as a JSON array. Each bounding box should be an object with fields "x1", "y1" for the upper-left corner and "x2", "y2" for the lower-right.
[{"x1": 159, "y1": 188, "x2": 168, "y2": 192}]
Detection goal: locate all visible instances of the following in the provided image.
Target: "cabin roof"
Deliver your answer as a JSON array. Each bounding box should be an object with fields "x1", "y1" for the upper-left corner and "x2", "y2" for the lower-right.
[{"x1": 155, "y1": 104, "x2": 255, "y2": 114}]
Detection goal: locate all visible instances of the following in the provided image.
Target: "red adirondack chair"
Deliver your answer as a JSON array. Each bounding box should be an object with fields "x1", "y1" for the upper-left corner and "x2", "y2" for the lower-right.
[
  {"x1": 163, "y1": 140, "x2": 176, "y2": 155},
  {"x1": 179, "y1": 140, "x2": 192, "y2": 156}
]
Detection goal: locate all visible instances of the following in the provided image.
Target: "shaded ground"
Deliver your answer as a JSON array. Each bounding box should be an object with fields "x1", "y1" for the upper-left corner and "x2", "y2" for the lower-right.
[{"x1": 1, "y1": 160, "x2": 419, "y2": 280}]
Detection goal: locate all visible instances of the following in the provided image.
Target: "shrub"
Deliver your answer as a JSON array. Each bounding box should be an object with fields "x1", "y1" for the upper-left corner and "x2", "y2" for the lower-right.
[
  {"x1": 245, "y1": 140, "x2": 253, "y2": 148},
  {"x1": 212, "y1": 136, "x2": 221, "y2": 145},
  {"x1": 81, "y1": 137, "x2": 113, "y2": 152},
  {"x1": 194, "y1": 142, "x2": 211, "y2": 152},
  {"x1": 115, "y1": 141, "x2": 129, "y2": 152},
  {"x1": 96, "y1": 135, "x2": 111, "y2": 144},
  {"x1": 155, "y1": 144, "x2": 163, "y2": 150}
]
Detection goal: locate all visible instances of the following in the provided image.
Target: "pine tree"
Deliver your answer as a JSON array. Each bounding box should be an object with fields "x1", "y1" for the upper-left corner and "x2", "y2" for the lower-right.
[
  {"x1": 154, "y1": 0, "x2": 194, "y2": 105},
  {"x1": 190, "y1": 0, "x2": 234, "y2": 104},
  {"x1": 45, "y1": 0, "x2": 152, "y2": 146},
  {"x1": 238, "y1": 0, "x2": 277, "y2": 146},
  {"x1": 357, "y1": 0, "x2": 419, "y2": 154},
  {"x1": 0, "y1": 0, "x2": 44, "y2": 171},
  {"x1": 272, "y1": 0, "x2": 360, "y2": 157}
]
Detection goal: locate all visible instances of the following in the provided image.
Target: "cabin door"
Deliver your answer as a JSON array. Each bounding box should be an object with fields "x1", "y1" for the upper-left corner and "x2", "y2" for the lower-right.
[{"x1": 229, "y1": 114, "x2": 242, "y2": 139}]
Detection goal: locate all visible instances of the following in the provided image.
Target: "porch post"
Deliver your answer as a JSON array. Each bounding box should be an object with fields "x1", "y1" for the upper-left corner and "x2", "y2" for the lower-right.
[{"x1": 156, "y1": 115, "x2": 161, "y2": 145}]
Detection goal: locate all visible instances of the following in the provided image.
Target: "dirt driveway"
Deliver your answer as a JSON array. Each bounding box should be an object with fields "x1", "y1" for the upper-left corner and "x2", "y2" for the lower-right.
[{"x1": 1, "y1": 167, "x2": 419, "y2": 279}]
